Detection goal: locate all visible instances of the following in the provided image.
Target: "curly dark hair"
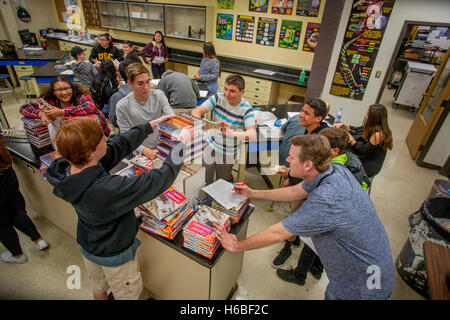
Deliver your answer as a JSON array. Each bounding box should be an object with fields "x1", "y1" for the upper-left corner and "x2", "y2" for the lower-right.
[
  {"x1": 41, "y1": 76, "x2": 91, "y2": 105},
  {"x1": 93, "y1": 60, "x2": 119, "y2": 107}
]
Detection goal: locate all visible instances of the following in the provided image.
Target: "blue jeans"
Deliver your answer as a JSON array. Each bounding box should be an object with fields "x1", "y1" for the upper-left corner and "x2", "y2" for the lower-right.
[{"x1": 206, "y1": 81, "x2": 219, "y2": 95}]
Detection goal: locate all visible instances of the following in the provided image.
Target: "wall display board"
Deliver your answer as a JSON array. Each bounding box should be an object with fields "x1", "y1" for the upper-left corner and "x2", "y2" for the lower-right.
[
  {"x1": 278, "y1": 20, "x2": 302, "y2": 50},
  {"x1": 256, "y1": 17, "x2": 277, "y2": 47},
  {"x1": 235, "y1": 15, "x2": 255, "y2": 43},
  {"x1": 218, "y1": 0, "x2": 235, "y2": 10},
  {"x1": 329, "y1": 0, "x2": 395, "y2": 100},
  {"x1": 216, "y1": 13, "x2": 234, "y2": 40},
  {"x1": 272, "y1": 0, "x2": 294, "y2": 15},
  {"x1": 296, "y1": 0, "x2": 321, "y2": 17},
  {"x1": 302, "y1": 22, "x2": 320, "y2": 52},
  {"x1": 249, "y1": 0, "x2": 268, "y2": 13}
]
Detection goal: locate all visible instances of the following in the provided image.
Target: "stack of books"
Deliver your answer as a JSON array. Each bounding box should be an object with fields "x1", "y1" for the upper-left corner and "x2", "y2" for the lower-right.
[
  {"x1": 139, "y1": 204, "x2": 195, "y2": 240},
  {"x1": 38, "y1": 150, "x2": 61, "y2": 173},
  {"x1": 211, "y1": 198, "x2": 250, "y2": 224},
  {"x1": 182, "y1": 205, "x2": 231, "y2": 259},
  {"x1": 0, "y1": 128, "x2": 28, "y2": 143},
  {"x1": 22, "y1": 117, "x2": 52, "y2": 150},
  {"x1": 129, "y1": 154, "x2": 154, "y2": 172},
  {"x1": 156, "y1": 114, "x2": 206, "y2": 164},
  {"x1": 139, "y1": 186, "x2": 189, "y2": 220}
]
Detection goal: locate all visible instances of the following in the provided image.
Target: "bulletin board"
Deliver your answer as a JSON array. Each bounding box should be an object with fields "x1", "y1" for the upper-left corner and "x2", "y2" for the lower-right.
[{"x1": 329, "y1": 0, "x2": 395, "y2": 100}]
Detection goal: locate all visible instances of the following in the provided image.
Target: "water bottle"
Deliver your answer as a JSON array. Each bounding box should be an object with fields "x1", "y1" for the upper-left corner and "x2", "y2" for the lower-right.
[
  {"x1": 299, "y1": 68, "x2": 306, "y2": 85},
  {"x1": 335, "y1": 107, "x2": 343, "y2": 123}
]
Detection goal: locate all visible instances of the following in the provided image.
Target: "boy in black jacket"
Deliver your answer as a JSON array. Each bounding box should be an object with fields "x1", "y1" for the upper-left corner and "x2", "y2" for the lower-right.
[{"x1": 44, "y1": 115, "x2": 191, "y2": 300}]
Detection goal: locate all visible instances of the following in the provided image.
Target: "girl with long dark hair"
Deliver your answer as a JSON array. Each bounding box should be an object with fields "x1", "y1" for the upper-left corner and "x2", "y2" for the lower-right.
[
  {"x1": 19, "y1": 76, "x2": 110, "y2": 136},
  {"x1": 0, "y1": 139, "x2": 48, "y2": 263},
  {"x1": 333, "y1": 103, "x2": 393, "y2": 177},
  {"x1": 194, "y1": 42, "x2": 221, "y2": 94},
  {"x1": 140, "y1": 31, "x2": 169, "y2": 79},
  {"x1": 93, "y1": 59, "x2": 119, "y2": 115}
]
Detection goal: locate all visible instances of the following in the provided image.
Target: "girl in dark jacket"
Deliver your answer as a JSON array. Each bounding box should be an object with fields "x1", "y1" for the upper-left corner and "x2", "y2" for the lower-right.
[
  {"x1": 93, "y1": 59, "x2": 119, "y2": 115},
  {"x1": 0, "y1": 139, "x2": 49, "y2": 263}
]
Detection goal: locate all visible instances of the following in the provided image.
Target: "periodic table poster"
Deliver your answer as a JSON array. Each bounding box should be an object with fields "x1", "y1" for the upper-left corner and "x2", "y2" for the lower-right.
[
  {"x1": 329, "y1": 0, "x2": 395, "y2": 100},
  {"x1": 278, "y1": 20, "x2": 302, "y2": 50},
  {"x1": 236, "y1": 15, "x2": 255, "y2": 43},
  {"x1": 256, "y1": 17, "x2": 277, "y2": 47},
  {"x1": 216, "y1": 13, "x2": 234, "y2": 40}
]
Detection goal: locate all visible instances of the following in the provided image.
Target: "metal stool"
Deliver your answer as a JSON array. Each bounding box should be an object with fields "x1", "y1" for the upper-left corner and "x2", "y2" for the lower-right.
[
  {"x1": 0, "y1": 74, "x2": 20, "y2": 103},
  {"x1": 19, "y1": 75, "x2": 34, "y2": 102}
]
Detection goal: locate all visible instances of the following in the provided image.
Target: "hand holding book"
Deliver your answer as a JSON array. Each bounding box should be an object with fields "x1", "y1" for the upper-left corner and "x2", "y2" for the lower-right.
[
  {"x1": 177, "y1": 127, "x2": 195, "y2": 145},
  {"x1": 213, "y1": 222, "x2": 240, "y2": 253},
  {"x1": 149, "y1": 115, "x2": 174, "y2": 130}
]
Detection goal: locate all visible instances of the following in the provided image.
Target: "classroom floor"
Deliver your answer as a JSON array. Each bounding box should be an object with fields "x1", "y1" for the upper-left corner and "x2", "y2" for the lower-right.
[{"x1": 0, "y1": 86, "x2": 443, "y2": 300}]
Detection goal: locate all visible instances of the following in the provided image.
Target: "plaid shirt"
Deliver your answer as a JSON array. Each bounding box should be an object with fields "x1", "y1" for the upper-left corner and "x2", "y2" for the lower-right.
[{"x1": 19, "y1": 95, "x2": 111, "y2": 136}]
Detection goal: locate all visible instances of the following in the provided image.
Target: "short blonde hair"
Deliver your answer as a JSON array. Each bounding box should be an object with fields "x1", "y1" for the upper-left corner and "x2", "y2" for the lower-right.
[{"x1": 126, "y1": 62, "x2": 149, "y2": 83}]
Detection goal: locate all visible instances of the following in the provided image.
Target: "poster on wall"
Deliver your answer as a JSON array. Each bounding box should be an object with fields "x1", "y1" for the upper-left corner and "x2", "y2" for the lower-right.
[
  {"x1": 278, "y1": 20, "x2": 302, "y2": 50},
  {"x1": 272, "y1": 0, "x2": 294, "y2": 15},
  {"x1": 236, "y1": 16, "x2": 255, "y2": 43},
  {"x1": 217, "y1": 0, "x2": 235, "y2": 10},
  {"x1": 302, "y1": 22, "x2": 320, "y2": 52},
  {"x1": 256, "y1": 17, "x2": 277, "y2": 47},
  {"x1": 216, "y1": 14, "x2": 234, "y2": 40},
  {"x1": 249, "y1": 0, "x2": 268, "y2": 13},
  {"x1": 296, "y1": 0, "x2": 321, "y2": 17},
  {"x1": 329, "y1": 0, "x2": 395, "y2": 100}
]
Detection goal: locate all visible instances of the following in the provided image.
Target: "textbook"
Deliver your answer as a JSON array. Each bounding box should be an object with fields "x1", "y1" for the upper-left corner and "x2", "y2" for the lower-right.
[
  {"x1": 141, "y1": 186, "x2": 189, "y2": 221},
  {"x1": 211, "y1": 198, "x2": 250, "y2": 224},
  {"x1": 38, "y1": 150, "x2": 61, "y2": 173},
  {"x1": 182, "y1": 205, "x2": 231, "y2": 259},
  {"x1": 21, "y1": 117, "x2": 52, "y2": 150},
  {"x1": 129, "y1": 154, "x2": 153, "y2": 172}
]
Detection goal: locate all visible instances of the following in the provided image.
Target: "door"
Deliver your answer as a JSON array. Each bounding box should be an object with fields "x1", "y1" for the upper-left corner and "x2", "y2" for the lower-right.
[{"x1": 406, "y1": 50, "x2": 450, "y2": 160}]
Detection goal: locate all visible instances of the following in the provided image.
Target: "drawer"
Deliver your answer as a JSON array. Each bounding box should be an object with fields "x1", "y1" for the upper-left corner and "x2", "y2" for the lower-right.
[
  {"x1": 242, "y1": 76, "x2": 272, "y2": 88},
  {"x1": 187, "y1": 65, "x2": 198, "y2": 78},
  {"x1": 246, "y1": 98, "x2": 268, "y2": 106},
  {"x1": 14, "y1": 65, "x2": 34, "y2": 73},
  {"x1": 245, "y1": 83, "x2": 272, "y2": 95},
  {"x1": 244, "y1": 91, "x2": 270, "y2": 103}
]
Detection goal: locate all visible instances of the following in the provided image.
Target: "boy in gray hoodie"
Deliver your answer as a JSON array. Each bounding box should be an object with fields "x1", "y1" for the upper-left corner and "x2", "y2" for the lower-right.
[{"x1": 70, "y1": 46, "x2": 98, "y2": 93}]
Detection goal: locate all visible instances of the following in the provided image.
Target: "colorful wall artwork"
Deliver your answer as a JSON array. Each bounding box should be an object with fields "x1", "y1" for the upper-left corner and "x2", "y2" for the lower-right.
[
  {"x1": 278, "y1": 20, "x2": 302, "y2": 50},
  {"x1": 216, "y1": 13, "x2": 234, "y2": 40}
]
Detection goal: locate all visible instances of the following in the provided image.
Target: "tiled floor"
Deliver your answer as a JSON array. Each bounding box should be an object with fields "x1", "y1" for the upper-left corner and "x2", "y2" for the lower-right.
[{"x1": 0, "y1": 86, "x2": 444, "y2": 300}]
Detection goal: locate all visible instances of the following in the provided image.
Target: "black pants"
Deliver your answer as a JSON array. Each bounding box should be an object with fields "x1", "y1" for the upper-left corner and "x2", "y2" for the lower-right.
[
  {"x1": 294, "y1": 244, "x2": 324, "y2": 280},
  {"x1": 151, "y1": 63, "x2": 165, "y2": 79},
  {"x1": 0, "y1": 168, "x2": 41, "y2": 256}
]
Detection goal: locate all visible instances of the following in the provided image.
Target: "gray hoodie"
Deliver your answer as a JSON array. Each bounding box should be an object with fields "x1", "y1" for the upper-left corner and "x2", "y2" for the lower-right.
[
  {"x1": 109, "y1": 84, "x2": 132, "y2": 128},
  {"x1": 157, "y1": 70, "x2": 200, "y2": 109},
  {"x1": 71, "y1": 60, "x2": 98, "y2": 92}
]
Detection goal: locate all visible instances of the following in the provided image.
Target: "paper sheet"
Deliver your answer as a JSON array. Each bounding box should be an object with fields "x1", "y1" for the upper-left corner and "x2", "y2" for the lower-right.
[
  {"x1": 59, "y1": 69, "x2": 74, "y2": 75},
  {"x1": 201, "y1": 179, "x2": 247, "y2": 210},
  {"x1": 287, "y1": 112, "x2": 299, "y2": 118},
  {"x1": 199, "y1": 90, "x2": 208, "y2": 98},
  {"x1": 113, "y1": 59, "x2": 120, "y2": 67},
  {"x1": 253, "y1": 69, "x2": 276, "y2": 76}
]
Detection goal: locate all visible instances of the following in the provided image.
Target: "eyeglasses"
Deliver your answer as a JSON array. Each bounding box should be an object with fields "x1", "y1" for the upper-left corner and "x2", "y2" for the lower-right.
[{"x1": 53, "y1": 87, "x2": 73, "y2": 93}]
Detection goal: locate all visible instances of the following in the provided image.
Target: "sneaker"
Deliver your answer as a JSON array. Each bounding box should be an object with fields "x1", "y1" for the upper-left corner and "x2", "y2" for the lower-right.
[
  {"x1": 276, "y1": 268, "x2": 306, "y2": 286},
  {"x1": 292, "y1": 236, "x2": 301, "y2": 247},
  {"x1": 1, "y1": 251, "x2": 28, "y2": 264},
  {"x1": 35, "y1": 239, "x2": 49, "y2": 251},
  {"x1": 310, "y1": 267, "x2": 323, "y2": 280},
  {"x1": 272, "y1": 241, "x2": 292, "y2": 268}
]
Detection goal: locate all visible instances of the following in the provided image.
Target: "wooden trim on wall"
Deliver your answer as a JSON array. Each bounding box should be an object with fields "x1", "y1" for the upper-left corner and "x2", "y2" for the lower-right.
[{"x1": 306, "y1": 0, "x2": 345, "y2": 101}]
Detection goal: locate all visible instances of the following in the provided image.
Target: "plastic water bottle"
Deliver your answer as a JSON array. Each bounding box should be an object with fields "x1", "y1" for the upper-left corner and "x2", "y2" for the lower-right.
[
  {"x1": 335, "y1": 107, "x2": 343, "y2": 123},
  {"x1": 299, "y1": 68, "x2": 306, "y2": 85}
]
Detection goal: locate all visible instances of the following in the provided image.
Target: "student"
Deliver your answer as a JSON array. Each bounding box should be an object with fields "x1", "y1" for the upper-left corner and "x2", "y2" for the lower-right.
[
  {"x1": 44, "y1": 116, "x2": 192, "y2": 300},
  {"x1": 116, "y1": 62, "x2": 174, "y2": 160},
  {"x1": 92, "y1": 59, "x2": 119, "y2": 114},
  {"x1": 194, "y1": 42, "x2": 221, "y2": 94},
  {"x1": 89, "y1": 33, "x2": 123, "y2": 67},
  {"x1": 0, "y1": 139, "x2": 48, "y2": 264},
  {"x1": 69, "y1": 46, "x2": 98, "y2": 93},
  {"x1": 140, "y1": 31, "x2": 169, "y2": 79},
  {"x1": 122, "y1": 41, "x2": 141, "y2": 64},
  {"x1": 191, "y1": 74, "x2": 256, "y2": 185},
  {"x1": 19, "y1": 76, "x2": 110, "y2": 136},
  {"x1": 320, "y1": 127, "x2": 371, "y2": 191},
  {"x1": 109, "y1": 59, "x2": 135, "y2": 128},
  {"x1": 333, "y1": 103, "x2": 393, "y2": 178},
  {"x1": 215, "y1": 134, "x2": 395, "y2": 300},
  {"x1": 272, "y1": 98, "x2": 328, "y2": 269},
  {"x1": 157, "y1": 70, "x2": 200, "y2": 109}
]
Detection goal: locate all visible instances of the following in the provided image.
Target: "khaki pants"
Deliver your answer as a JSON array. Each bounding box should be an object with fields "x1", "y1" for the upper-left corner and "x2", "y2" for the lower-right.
[{"x1": 83, "y1": 256, "x2": 143, "y2": 300}]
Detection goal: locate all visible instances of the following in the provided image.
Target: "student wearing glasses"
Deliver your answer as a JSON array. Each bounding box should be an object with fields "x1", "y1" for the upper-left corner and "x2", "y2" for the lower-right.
[{"x1": 19, "y1": 76, "x2": 110, "y2": 136}]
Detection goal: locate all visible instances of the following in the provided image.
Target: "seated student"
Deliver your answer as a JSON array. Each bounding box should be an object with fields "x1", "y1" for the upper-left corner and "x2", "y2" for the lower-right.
[
  {"x1": 44, "y1": 116, "x2": 192, "y2": 300},
  {"x1": 109, "y1": 59, "x2": 135, "y2": 128},
  {"x1": 122, "y1": 41, "x2": 141, "y2": 64},
  {"x1": 191, "y1": 74, "x2": 256, "y2": 185},
  {"x1": 19, "y1": 76, "x2": 110, "y2": 136},
  {"x1": 333, "y1": 104, "x2": 393, "y2": 178},
  {"x1": 215, "y1": 134, "x2": 395, "y2": 300},
  {"x1": 89, "y1": 33, "x2": 123, "y2": 68},
  {"x1": 157, "y1": 70, "x2": 200, "y2": 109},
  {"x1": 116, "y1": 62, "x2": 174, "y2": 160},
  {"x1": 92, "y1": 59, "x2": 119, "y2": 115},
  {"x1": 69, "y1": 46, "x2": 98, "y2": 93}
]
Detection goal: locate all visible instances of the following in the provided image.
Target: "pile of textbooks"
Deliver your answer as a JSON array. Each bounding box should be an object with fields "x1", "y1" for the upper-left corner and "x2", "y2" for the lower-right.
[
  {"x1": 0, "y1": 128, "x2": 28, "y2": 143},
  {"x1": 22, "y1": 117, "x2": 52, "y2": 150},
  {"x1": 138, "y1": 186, "x2": 194, "y2": 240},
  {"x1": 156, "y1": 114, "x2": 206, "y2": 164},
  {"x1": 182, "y1": 205, "x2": 231, "y2": 259},
  {"x1": 211, "y1": 198, "x2": 250, "y2": 224},
  {"x1": 38, "y1": 150, "x2": 61, "y2": 173}
]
